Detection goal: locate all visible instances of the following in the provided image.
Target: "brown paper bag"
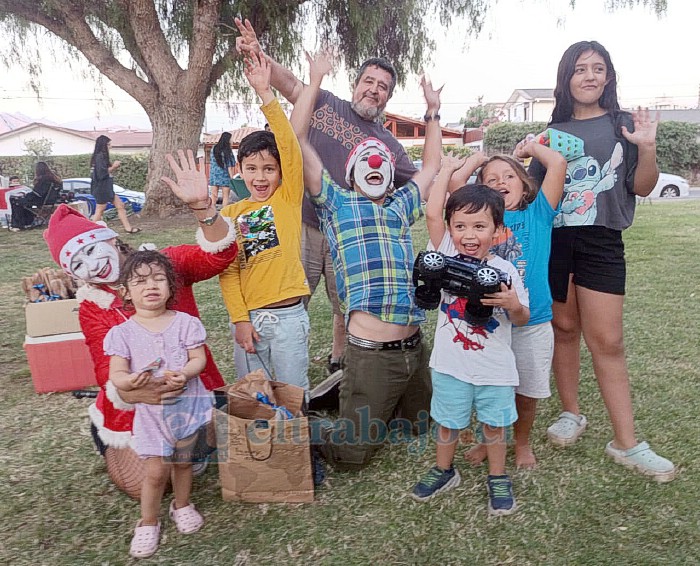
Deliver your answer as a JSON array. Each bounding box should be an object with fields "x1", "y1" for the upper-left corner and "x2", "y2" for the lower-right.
[{"x1": 213, "y1": 371, "x2": 313, "y2": 503}]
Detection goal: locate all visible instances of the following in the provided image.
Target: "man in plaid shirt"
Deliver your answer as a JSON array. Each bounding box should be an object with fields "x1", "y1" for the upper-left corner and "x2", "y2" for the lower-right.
[{"x1": 294, "y1": 52, "x2": 445, "y2": 469}]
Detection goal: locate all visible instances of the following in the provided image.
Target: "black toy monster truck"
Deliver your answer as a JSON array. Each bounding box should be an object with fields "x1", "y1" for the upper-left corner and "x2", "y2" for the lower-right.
[{"x1": 412, "y1": 250, "x2": 511, "y2": 325}]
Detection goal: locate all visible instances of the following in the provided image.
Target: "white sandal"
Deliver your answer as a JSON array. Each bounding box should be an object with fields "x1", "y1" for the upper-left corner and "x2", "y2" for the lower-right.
[
  {"x1": 169, "y1": 500, "x2": 204, "y2": 534},
  {"x1": 129, "y1": 520, "x2": 160, "y2": 559},
  {"x1": 546, "y1": 411, "x2": 587, "y2": 446}
]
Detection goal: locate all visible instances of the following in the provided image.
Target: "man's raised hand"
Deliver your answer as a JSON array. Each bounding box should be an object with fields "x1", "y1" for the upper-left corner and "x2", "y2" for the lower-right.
[
  {"x1": 420, "y1": 74, "x2": 443, "y2": 114},
  {"x1": 235, "y1": 17, "x2": 262, "y2": 56}
]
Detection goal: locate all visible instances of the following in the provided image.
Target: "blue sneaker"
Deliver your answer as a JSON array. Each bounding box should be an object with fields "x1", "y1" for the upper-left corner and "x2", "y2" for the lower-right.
[
  {"x1": 487, "y1": 474, "x2": 517, "y2": 516},
  {"x1": 411, "y1": 466, "x2": 461, "y2": 502}
]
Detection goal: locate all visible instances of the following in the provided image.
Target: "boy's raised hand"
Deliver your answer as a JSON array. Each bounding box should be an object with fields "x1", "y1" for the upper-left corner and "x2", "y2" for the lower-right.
[
  {"x1": 305, "y1": 50, "x2": 332, "y2": 85},
  {"x1": 243, "y1": 50, "x2": 272, "y2": 96},
  {"x1": 161, "y1": 149, "x2": 209, "y2": 207},
  {"x1": 420, "y1": 74, "x2": 443, "y2": 113},
  {"x1": 440, "y1": 152, "x2": 468, "y2": 175}
]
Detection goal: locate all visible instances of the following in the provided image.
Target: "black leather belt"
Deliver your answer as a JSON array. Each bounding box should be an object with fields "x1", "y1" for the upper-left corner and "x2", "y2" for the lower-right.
[{"x1": 348, "y1": 330, "x2": 421, "y2": 351}]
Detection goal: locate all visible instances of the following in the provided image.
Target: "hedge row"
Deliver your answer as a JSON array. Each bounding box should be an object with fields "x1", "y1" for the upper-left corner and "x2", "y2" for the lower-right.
[{"x1": 0, "y1": 153, "x2": 149, "y2": 192}]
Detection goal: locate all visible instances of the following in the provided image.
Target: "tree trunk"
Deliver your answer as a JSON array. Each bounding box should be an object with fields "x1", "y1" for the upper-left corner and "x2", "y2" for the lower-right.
[{"x1": 142, "y1": 97, "x2": 206, "y2": 217}]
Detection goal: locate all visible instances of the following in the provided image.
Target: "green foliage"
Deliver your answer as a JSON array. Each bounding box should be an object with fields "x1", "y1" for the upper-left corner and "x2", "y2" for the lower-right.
[
  {"x1": 461, "y1": 98, "x2": 502, "y2": 128},
  {"x1": 22, "y1": 137, "x2": 53, "y2": 159},
  {"x1": 484, "y1": 121, "x2": 547, "y2": 154},
  {"x1": 655, "y1": 121, "x2": 700, "y2": 177},
  {"x1": 406, "y1": 144, "x2": 473, "y2": 162},
  {"x1": 0, "y1": 153, "x2": 148, "y2": 191}
]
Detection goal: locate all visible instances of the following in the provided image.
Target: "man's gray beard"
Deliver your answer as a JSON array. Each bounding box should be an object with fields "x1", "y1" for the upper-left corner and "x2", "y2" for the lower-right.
[{"x1": 351, "y1": 101, "x2": 383, "y2": 122}]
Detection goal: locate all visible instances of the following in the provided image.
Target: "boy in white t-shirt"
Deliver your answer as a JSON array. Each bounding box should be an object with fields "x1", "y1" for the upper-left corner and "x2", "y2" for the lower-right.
[{"x1": 411, "y1": 166, "x2": 529, "y2": 516}]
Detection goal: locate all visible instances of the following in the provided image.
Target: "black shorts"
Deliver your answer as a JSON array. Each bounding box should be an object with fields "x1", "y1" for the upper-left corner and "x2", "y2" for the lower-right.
[
  {"x1": 549, "y1": 226, "x2": 626, "y2": 302},
  {"x1": 92, "y1": 178, "x2": 115, "y2": 205}
]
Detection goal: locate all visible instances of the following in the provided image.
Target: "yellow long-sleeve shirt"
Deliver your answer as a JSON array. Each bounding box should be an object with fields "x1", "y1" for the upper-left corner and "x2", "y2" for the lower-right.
[{"x1": 219, "y1": 98, "x2": 309, "y2": 323}]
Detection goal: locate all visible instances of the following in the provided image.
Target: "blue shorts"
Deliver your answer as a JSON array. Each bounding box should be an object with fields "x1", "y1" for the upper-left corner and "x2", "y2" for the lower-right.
[{"x1": 430, "y1": 369, "x2": 516, "y2": 430}]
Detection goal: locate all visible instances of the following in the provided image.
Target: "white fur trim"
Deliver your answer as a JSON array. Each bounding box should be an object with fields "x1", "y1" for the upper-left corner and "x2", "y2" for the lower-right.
[
  {"x1": 106, "y1": 380, "x2": 135, "y2": 410},
  {"x1": 195, "y1": 216, "x2": 237, "y2": 254},
  {"x1": 76, "y1": 284, "x2": 117, "y2": 308},
  {"x1": 88, "y1": 403, "x2": 135, "y2": 449}
]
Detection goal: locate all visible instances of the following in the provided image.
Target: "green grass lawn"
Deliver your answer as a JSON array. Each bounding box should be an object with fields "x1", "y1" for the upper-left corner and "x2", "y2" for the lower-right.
[{"x1": 1, "y1": 201, "x2": 699, "y2": 565}]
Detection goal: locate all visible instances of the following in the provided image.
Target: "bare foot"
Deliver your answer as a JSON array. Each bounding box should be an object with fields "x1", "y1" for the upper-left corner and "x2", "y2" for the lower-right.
[
  {"x1": 515, "y1": 444, "x2": 537, "y2": 469},
  {"x1": 464, "y1": 443, "x2": 487, "y2": 466}
]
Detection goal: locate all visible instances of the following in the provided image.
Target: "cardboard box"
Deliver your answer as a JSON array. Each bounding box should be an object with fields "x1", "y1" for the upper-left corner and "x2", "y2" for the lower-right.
[
  {"x1": 25, "y1": 299, "x2": 81, "y2": 337},
  {"x1": 24, "y1": 332, "x2": 97, "y2": 393}
]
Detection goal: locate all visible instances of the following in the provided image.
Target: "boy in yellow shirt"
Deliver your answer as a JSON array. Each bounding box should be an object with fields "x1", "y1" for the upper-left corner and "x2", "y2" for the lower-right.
[{"x1": 219, "y1": 51, "x2": 310, "y2": 388}]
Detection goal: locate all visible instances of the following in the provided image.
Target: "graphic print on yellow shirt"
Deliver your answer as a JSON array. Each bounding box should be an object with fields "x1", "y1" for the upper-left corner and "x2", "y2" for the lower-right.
[{"x1": 236, "y1": 205, "x2": 280, "y2": 266}]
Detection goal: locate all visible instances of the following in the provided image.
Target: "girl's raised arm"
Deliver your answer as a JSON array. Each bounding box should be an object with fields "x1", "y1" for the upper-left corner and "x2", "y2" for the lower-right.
[{"x1": 514, "y1": 140, "x2": 567, "y2": 209}]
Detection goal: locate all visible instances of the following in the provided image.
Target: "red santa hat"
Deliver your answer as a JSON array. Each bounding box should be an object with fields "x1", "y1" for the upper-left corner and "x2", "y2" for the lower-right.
[
  {"x1": 344, "y1": 137, "x2": 395, "y2": 187},
  {"x1": 43, "y1": 204, "x2": 118, "y2": 272}
]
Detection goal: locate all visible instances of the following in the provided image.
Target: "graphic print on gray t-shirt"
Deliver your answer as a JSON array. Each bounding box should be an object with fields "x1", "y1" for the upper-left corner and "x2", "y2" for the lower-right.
[{"x1": 529, "y1": 113, "x2": 638, "y2": 231}]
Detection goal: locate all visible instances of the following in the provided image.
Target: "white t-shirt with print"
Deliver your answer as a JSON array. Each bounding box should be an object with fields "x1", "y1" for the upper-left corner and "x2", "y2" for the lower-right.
[{"x1": 428, "y1": 232, "x2": 528, "y2": 386}]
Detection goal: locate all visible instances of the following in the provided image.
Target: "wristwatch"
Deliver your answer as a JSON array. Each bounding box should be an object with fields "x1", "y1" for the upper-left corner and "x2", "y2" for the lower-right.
[{"x1": 198, "y1": 211, "x2": 219, "y2": 226}]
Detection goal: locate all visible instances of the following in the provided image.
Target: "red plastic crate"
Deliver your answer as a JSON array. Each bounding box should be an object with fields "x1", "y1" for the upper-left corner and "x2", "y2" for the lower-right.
[{"x1": 24, "y1": 332, "x2": 97, "y2": 393}]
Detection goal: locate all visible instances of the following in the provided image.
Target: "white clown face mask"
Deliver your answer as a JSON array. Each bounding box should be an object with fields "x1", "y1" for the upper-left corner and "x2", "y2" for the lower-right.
[
  {"x1": 69, "y1": 239, "x2": 121, "y2": 284},
  {"x1": 350, "y1": 146, "x2": 394, "y2": 200}
]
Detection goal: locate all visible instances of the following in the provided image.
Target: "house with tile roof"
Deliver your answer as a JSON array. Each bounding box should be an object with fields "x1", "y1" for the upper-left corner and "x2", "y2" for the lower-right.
[
  {"x1": 0, "y1": 122, "x2": 152, "y2": 156},
  {"x1": 501, "y1": 89, "x2": 554, "y2": 123}
]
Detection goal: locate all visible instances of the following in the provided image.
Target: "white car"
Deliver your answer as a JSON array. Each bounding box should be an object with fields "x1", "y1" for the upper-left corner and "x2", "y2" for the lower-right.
[{"x1": 648, "y1": 173, "x2": 690, "y2": 199}]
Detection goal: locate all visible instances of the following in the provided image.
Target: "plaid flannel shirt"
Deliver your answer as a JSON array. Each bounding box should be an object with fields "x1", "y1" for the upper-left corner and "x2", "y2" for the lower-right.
[{"x1": 311, "y1": 170, "x2": 426, "y2": 326}]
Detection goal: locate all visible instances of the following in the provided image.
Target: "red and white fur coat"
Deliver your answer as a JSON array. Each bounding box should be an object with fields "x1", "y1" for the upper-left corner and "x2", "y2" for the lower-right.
[{"x1": 81, "y1": 222, "x2": 237, "y2": 448}]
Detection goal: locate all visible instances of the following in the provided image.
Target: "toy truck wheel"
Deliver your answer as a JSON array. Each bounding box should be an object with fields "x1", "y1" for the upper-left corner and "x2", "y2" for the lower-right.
[
  {"x1": 415, "y1": 285, "x2": 441, "y2": 310},
  {"x1": 476, "y1": 266, "x2": 499, "y2": 287},
  {"x1": 419, "y1": 251, "x2": 445, "y2": 274}
]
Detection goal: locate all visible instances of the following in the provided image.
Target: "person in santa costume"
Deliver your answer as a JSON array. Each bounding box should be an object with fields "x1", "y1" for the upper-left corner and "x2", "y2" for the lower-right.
[{"x1": 44, "y1": 150, "x2": 238, "y2": 499}]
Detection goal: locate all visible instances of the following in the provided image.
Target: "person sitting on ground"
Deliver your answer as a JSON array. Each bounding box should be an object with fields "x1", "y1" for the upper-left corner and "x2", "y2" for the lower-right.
[
  {"x1": 90, "y1": 134, "x2": 140, "y2": 233},
  {"x1": 219, "y1": 50, "x2": 311, "y2": 390},
  {"x1": 293, "y1": 51, "x2": 439, "y2": 470},
  {"x1": 43, "y1": 151, "x2": 238, "y2": 500},
  {"x1": 9, "y1": 161, "x2": 61, "y2": 231},
  {"x1": 235, "y1": 18, "x2": 418, "y2": 377}
]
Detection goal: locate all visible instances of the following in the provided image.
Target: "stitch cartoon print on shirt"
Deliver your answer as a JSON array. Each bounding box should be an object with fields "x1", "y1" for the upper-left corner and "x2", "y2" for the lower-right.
[
  {"x1": 441, "y1": 296, "x2": 500, "y2": 351},
  {"x1": 236, "y1": 205, "x2": 280, "y2": 262},
  {"x1": 554, "y1": 142, "x2": 623, "y2": 227}
]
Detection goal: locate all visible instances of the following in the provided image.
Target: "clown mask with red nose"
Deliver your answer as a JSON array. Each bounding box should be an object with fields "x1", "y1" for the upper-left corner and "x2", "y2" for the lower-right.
[{"x1": 344, "y1": 138, "x2": 395, "y2": 201}]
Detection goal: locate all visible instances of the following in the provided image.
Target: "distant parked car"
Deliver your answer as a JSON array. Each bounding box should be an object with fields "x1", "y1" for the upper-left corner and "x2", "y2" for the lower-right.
[
  {"x1": 62, "y1": 178, "x2": 145, "y2": 216},
  {"x1": 647, "y1": 173, "x2": 690, "y2": 199}
]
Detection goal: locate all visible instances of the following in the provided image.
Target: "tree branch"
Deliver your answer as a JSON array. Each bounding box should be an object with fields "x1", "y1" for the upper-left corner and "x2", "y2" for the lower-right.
[
  {"x1": 1, "y1": 0, "x2": 158, "y2": 111},
  {"x1": 121, "y1": 0, "x2": 183, "y2": 95}
]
